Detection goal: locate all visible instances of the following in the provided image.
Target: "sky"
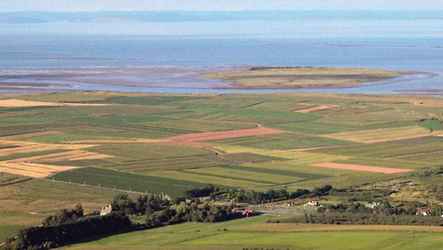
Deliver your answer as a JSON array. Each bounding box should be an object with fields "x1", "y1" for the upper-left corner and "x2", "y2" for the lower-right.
[{"x1": 1, "y1": 0, "x2": 443, "y2": 12}]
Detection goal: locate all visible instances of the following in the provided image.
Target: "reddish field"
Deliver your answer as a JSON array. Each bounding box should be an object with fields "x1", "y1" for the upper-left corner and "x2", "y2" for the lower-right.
[
  {"x1": 312, "y1": 162, "x2": 414, "y2": 174},
  {"x1": 165, "y1": 127, "x2": 283, "y2": 144}
]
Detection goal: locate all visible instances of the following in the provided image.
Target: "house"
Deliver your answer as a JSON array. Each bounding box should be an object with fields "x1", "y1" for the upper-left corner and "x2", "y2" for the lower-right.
[
  {"x1": 366, "y1": 202, "x2": 381, "y2": 209},
  {"x1": 242, "y1": 208, "x2": 254, "y2": 217},
  {"x1": 416, "y1": 207, "x2": 432, "y2": 216},
  {"x1": 100, "y1": 204, "x2": 113, "y2": 216},
  {"x1": 305, "y1": 200, "x2": 320, "y2": 207},
  {"x1": 232, "y1": 207, "x2": 254, "y2": 217}
]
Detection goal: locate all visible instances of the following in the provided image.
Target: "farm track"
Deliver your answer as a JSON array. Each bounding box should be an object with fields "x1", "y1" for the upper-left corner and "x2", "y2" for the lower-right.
[
  {"x1": 295, "y1": 104, "x2": 338, "y2": 113},
  {"x1": 0, "y1": 176, "x2": 32, "y2": 187}
]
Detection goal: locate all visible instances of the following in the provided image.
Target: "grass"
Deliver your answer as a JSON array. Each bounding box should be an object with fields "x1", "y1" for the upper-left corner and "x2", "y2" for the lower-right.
[
  {"x1": 324, "y1": 126, "x2": 432, "y2": 143},
  {"x1": 186, "y1": 166, "x2": 303, "y2": 185},
  {"x1": 0, "y1": 224, "x2": 23, "y2": 243},
  {"x1": 213, "y1": 144, "x2": 349, "y2": 164},
  {"x1": 82, "y1": 143, "x2": 225, "y2": 171},
  {"x1": 419, "y1": 118, "x2": 443, "y2": 131},
  {"x1": 50, "y1": 167, "x2": 206, "y2": 197},
  {"x1": 1, "y1": 91, "x2": 443, "y2": 247},
  {"x1": 316, "y1": 136, "x2": 443, "y2": 167},
  {"x1": 0, "y1": 178, "x2": 120, "y2": 238},
  {"x1": 225, "y1": 165, "x2": 328, "y2": 182},
  {"x1": 146, "y1": 170, "x2": 267, "y2": 190},
  {"x1": 0, "y1": 173, "x2": 30, "y2": 186},
  {"x1": 212, "y1": 132, "x2": 352, "y2": 150},
  {"x1": 0, "y1": 149, "x2": 66, "y2": 161},
  {"x1": 219, "y1": 153, "x2": 284, "y2": 164},
  {"x1": 62, "y1": 216, "x2": 443, "y2": 250}
]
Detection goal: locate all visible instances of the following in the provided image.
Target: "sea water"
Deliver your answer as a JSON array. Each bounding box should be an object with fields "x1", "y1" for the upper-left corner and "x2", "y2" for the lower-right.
[{"x1": 0, "y1": 11, "x2": 442, "y2": 94}]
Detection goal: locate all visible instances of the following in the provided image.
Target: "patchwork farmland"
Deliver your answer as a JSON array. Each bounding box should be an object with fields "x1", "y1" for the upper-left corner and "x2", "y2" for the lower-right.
[{"x1": 1, "y1": 92, "x2": 443, "y2": 245}]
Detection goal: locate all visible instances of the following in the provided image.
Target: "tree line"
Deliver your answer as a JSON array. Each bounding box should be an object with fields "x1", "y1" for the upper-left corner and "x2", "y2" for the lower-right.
[
  {"x1": 318, "y1": 200, "x2": 443, "y2": 216},
  {"x1": 186, "y1": 184, "x2": 334, "y2": 204},
  {"x1": 273, "y1": 212, "x2": 443, "y2": 226},
  {"x1": 4, "y1": 213, "x2": 132, "y2": 250},
  {"x1": 268, "y1": 200, "x2": 443, "y2": 226}
]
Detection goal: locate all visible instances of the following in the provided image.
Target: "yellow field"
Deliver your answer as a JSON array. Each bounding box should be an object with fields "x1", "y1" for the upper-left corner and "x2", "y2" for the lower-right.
[
  {"x1": 0, "y1": 99, "x2": 110, "y2": 108},
  {"x1": 0, "y1": 140, "x2": 111, "y2": 178},
  {"x1": 324, "y1": 126, "x2": 433, "y2": 143},
  {"x1": 0, "y1": 162, "x2": 76, "y2": 178},
  {"x1": 212, "y1": 144, "x2": 349, "y2": 163}
]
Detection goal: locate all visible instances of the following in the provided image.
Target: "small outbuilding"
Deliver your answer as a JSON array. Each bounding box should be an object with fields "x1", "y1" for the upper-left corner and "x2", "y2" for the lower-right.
[{"x1": 100, "y1": 204, "x2": 113, "y2": 216}]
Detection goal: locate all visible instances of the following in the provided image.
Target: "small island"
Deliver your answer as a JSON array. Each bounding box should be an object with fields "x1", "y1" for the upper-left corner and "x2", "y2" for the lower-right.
[{"x1": 206, "y1": 67, "x2": 403, "y2": 89}]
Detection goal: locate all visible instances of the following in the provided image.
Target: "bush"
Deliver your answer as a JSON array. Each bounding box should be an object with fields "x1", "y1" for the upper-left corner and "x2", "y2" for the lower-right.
[
  {"x1": 145, "y1": 200, "x2": 241, "y2": 228},
  {"x1": 219, "y1": 186, "x2": 333, "y2": 204},
  {"x1": 185, "y1": 185, "x2": 218, "y2": 198},
  {"x1": 42, "y1": 204, "x2": 84, "y2": 227},
  {"x1": 112, "y1": 193, "x2": 170, "y2": 216}
]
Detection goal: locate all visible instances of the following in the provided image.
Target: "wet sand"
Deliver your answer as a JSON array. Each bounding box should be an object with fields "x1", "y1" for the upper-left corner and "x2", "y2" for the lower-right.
[{"x1": 0, "y1": 66, "x2": 439, "y2": 95}]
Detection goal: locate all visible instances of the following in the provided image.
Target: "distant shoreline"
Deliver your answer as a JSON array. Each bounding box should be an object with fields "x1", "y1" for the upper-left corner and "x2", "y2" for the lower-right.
[{"x1": 0, "y1": 66, "x2": 436, "y2": 95}]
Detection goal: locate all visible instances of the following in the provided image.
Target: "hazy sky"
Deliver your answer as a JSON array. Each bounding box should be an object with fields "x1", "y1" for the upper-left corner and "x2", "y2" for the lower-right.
[{"x1": 1, "y1": 0, "x2": 443, "y2": 11}]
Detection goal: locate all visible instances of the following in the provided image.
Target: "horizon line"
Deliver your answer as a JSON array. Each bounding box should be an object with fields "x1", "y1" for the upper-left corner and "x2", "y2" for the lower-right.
[{"x1": 1, "y1": 9, "x2": 443, "y2": 13}]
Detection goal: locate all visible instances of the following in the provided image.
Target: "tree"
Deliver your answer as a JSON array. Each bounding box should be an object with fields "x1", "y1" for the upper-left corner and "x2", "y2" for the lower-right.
[{"x1": 42, "y1": 204, "x2": 84, "y2": 227}]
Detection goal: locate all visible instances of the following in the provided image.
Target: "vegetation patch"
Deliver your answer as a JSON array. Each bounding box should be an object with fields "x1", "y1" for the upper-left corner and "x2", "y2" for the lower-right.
[
  {"x1": 184, "y1": 166, "x2": 299, "y2": 185},
  {"x1": 148, "y1": 170, "x2": 267, "y2": 190},
  {"x1": 50, "y1": 167, "x2": 206, "y2": 197},
  {"x1": 206, "y1": 67, "x2": 401, "y2": 89},
  {"x1": 222, "y1": 165, "x2": 328, "y2": 182},
  {"x1": 212, "y1": 132, "x2": 352, "y2": 150},
  {"x1": 419, "y1": 118, "x2": 443, "y2": 132},
  {"x1": 0, "y1": 225, "x2": 23, "y2": 243},
  {"x1": 2, "y1": 92, "x2": 443, "y2": 249},
  {"x1": 220, "y1": 153, "x2": 286, "y2": 164}
]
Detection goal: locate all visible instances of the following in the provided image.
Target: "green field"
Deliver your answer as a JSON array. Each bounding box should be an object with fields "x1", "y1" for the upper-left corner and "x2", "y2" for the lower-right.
[
  {"x1": 50, "y1": 167, "x2": 206, "y2": 197},
  {"x1": 2, "y1": 92, "x2": 443, "y2": 195},
  {"x1": 212, "y1": 132, "x2": 353, "y2": 150},
  {"x1": 0, "y1": 178, "x2": 122, "y2": 243},
  {"x1": 1, "y1": 92, "x2": 443, "y2": 247},
  {"x1": 0, "y1": 225, "x2": 23, "y2": 243},
  {"x1": 62, "y1": 216, "x2": 443, "y2": 250}
]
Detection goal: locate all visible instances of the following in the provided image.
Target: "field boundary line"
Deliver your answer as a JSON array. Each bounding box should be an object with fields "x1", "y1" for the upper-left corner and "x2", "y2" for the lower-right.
[{"x1": 47, "y1": 178, "x2": 146, "y2": 195}]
